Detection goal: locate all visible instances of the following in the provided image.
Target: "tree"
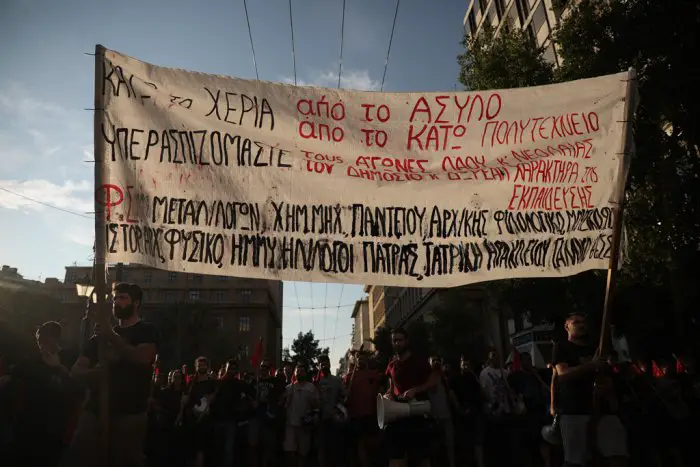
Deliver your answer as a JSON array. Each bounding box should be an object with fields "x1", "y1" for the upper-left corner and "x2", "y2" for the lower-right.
[
  {"x1": 554, "y1": 0, "x2": 700, "y2": 354},
  {"x1": 457, "y1": 0, "x2": 700, "y2": 357},
  {"x1": 458, "y1": 22, "x2": 554, "y2": 91},
  {"x1": 289, "y1": 330, "x2": 329, "y2": 366},
  {"x1": 456, "y1": 18, "x2": 595, "y2": 331},
  {"x1": 430, "y1": 288, "x2": 489, "y2": 364},
  {"x1": 282, "y1": 346, "x2": 293, "y2": 364}
]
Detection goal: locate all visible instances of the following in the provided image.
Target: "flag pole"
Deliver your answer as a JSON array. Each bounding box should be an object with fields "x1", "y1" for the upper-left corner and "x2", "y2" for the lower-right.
[
  {"x1": 588, "y1": 67, "x2": 637, "y2": 463},
  {"x1": 93, "y1": 43, "x2": 111, "y2": 466}
]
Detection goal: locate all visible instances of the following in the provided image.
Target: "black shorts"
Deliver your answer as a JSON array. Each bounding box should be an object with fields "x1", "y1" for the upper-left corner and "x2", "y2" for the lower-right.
[{"x1": 384, "y1": 417, "x2": 432, "y2": 461}]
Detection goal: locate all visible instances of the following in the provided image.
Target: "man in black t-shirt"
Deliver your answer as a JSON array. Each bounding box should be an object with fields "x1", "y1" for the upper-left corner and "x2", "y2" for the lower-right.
[
  {"x1": 553, "y1": 312, "x2": 628, "y2": 467},
  {"x1": 449, "y1": 357, "x2": 485, "y2": 467},
  {"x1": 211, "y1": 359, "x2": 255, "y2": 467},
  {"x1": 70, "y1": 282, "x2": 159, "y2": 467},
  {"x1": 7, "y1": 321, "x2": 82, "y2": 467}
]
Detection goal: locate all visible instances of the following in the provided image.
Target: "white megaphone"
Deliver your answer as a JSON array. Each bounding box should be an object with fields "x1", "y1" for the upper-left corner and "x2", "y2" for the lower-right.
[{"x1": 376, "y1": 394, "x2": 432, "y2": 429}]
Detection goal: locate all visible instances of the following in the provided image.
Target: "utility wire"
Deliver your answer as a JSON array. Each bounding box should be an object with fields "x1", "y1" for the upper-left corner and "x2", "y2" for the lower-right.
[
  {"x1": 0, "y1": 187, "x2": 92, "y2": 219},
  {"x1": 242, "y1": 0, "x2": 259, "y2": 80},
  {"x1": 331, "y1": 284, "x2": 346, "y2": 351},
  {"x1": 337, "y1": 0, "x2": 347, "y2": 88},
  {"x1": 292, "y1": 281, "x2": 303, "y2": 333},
  {"x1": 322, "y1": 283, "x2": 329, "y2": 343},
  {"x1": 284, "y1": 332, "x2": 352, "y2": 343},
  {"x1": 310, "y1": 282, "x2": 314, "y2": 334},
  {"x1": 283, "y1": 302, "x2": 355, "y2": 309},
  {"x1": 288, "y1": 0, "x2": 298, "y2": 85},
  {"x1": 380, "y1": 0, "x2": 401, "y2": 91}
]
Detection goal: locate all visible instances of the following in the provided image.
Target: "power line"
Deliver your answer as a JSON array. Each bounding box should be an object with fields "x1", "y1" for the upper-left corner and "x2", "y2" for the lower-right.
[
  {"x1": 283, "y1": 332, "x2": 352, "y2": 343},
  {"x1": 337, "y1": 0, "x2": 347, "y2": 88},
  {"x1": 283, "y1": 302, "x2": 355, "y2": 310},
  {"x1": 331, "y1": 284, "x2": 345, "y2": 350},
  {"x1": 322, "y1": 283, "x2": 328, "y2": 343},
  {"x1": 288, "y1": 0, "x2": 298, "y2": 85},
  {"x1": 242, "y1": 0, "x2": 259, "y2": 80},
  {"x1": 0, "y1": 187, "x2": 92, "y2": 219},
  {"x1": 380, "y1": 0, "x2": 401, "y2": 92},
  {"x1": 292, "y1": 281, "x2": 304, "y2": 334},
  {"x1": 309, "y1": 282, "x2": 314, "y2": 334}
]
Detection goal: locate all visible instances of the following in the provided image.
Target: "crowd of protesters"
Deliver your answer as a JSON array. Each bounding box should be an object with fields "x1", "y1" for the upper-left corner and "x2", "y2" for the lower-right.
[{"x1": 1, "y1": 282, "x2": 700, "y2": 467}]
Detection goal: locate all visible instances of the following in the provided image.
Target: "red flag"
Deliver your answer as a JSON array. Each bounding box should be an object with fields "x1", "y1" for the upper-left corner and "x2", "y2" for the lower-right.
[
  {"x1": 251, "y1": 337, "x2": 264, "y2": 368},
  {"x1": 676, "y1": 359, "x2": 686, "y2": 374},
  {"x1": 652, "y1": 360, "x2": 663, "y2": 378},
  {"x1": 511, "y1": 348, "x2": 522, "y2": 372}
]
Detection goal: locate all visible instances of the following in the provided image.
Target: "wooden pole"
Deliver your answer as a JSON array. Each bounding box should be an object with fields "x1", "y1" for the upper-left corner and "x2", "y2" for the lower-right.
[
  {"x1": 93, "y1": 44, "x2": 110, "y2": 467},
  {"x1": 588, "y1": 67, "x2": 637, "y2": 463}
]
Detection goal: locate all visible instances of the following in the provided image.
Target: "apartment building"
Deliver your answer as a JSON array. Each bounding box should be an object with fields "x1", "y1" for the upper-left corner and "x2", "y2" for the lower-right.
[
  {"x1": 351, "y1": 298, "x2": 371, "y2": 350},
  {"x1": 463, "y1": 0, "x2": 564, "y2": 67},
  {"x1": 43, "y1": 264, "x2": 283, "y2": 369}
]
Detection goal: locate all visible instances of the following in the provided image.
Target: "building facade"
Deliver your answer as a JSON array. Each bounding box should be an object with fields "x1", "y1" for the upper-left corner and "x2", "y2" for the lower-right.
[
  {"x1": 42, "y1": 264, "x2": 283, "y2": 369},
  {"x1": 463, "y1": 0, "x2": 565, "y2": 67},
  {"x1": 351, "y1": 298, "x2": 371, "y2": 351}
]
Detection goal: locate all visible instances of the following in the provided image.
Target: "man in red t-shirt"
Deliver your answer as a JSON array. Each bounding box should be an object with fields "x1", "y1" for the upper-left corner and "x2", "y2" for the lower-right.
[
  {"x1": 384, "y1": 328, "x2": 438, "y2": 467},
  {"x1": 345, "y1": 353, "x2": 382, "y2": 467}
]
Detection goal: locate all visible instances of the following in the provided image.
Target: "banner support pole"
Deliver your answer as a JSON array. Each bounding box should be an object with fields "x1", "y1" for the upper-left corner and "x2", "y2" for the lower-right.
[
  {"x1": 93, "y1": 43, "x2": 111, "y2": 467},
  {"x1": 588, "y1": 67, "x2": 637, "y2": 463}
]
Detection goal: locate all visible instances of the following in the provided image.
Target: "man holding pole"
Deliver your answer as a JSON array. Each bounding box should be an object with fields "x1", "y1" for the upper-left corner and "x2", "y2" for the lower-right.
[
  {"x1": 70, "y1": 282, "x2": 159, "y2": 467},
  {"x1": 553, "y1": 312, "x2": 628, "y2": 467}
]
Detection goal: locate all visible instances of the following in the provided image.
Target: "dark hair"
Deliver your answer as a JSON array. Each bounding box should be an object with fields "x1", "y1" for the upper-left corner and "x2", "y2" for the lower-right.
[
  {"x1": 36, "y1": 321, "x2": 62, "y2": 340},
  {"x1": 318, "y1": 355, "x2": 330, "y2": 363},
  {"x1": 391, "y1": 327, "x2": 408, "y2": 338},
  {"x1": 113, "y1": 282, "x2": 143, "y2": 304},
  {"x1": 566, "y1": 312, "x2": 587, "y2": 321}
]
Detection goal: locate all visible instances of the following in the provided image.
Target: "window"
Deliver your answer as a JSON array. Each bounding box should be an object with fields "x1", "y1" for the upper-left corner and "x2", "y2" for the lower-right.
[
  {"x1": 215, "y1": 315, "x2": 225, "y2": 330},
  {"x1": 239, "y1": 316, "x2": 251, "y2": 332},
  {"x1": 143, "y1": 271, "x2": 152, "y2": 284},
  {"x1": 241, "y1": 289, "x2": 252, "y2": 304},
  {"x1": 478, "y1": 0, "x2": 487, "y2": 15},
  {"x1": 467, "y1": 10, "x2": 477, "y2": 34},
  {"x1": 515, "y1": 0, "x2": 530, "y2": 26},
  {"x1": 168, "y1": 272, "x2": 177, "y2": 282},
  {"x1": 218, "y1": 276, "x2": 230, "y2": 281},
  {"x1": 213, "y1": 291, "x2": 225, "y2": 302},
  {"x1": 494, "y1": 0, "x2": 506, "y2": 20},
  {"x1": 164, "y1": 291, "x2": 176, "y2": 302},
  {"x1": 238, "y1": 345, "x2": 249, "y2": 358},
  {"x1": 192, "y1": 274, "x2": 203, "y2": 282},
  {"x1": 66, "y1": 271, "x2": 77, "y2": 282},
  {"x1": 189, "y1": 290, "x2": 201, "y2": 301}
]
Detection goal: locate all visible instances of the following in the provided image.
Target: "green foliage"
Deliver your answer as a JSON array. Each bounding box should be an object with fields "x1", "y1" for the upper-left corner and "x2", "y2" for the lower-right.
[
  {"x1": 456, "y1": 0, "x2": 700, "y2": 356},
  {"x1": 555, "y1": 0, "x2": 700, "y2": 352},
  {"x1": 458, "y1": 23, "x2": 554, "y2": 91},
  {"x1": 430, "y1": 288, "x2": 489, "y2": 363},
  {"x1": 288, "y1": 330, "x2": 329, "y2": 366}
]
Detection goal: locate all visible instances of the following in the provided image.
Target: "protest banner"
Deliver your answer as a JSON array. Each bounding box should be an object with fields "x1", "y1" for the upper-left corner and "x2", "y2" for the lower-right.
[{"x1": 94, "y1": 47, "x2": 633, "y2": 287}]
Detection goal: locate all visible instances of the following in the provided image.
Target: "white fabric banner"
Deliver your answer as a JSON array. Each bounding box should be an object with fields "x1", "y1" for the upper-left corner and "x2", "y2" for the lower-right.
[{"x1": 96, "y1": 47, "x2": 631, "y2": 287}]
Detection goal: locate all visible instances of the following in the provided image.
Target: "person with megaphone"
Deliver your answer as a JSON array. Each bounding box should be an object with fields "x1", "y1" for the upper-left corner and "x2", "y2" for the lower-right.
[{"x1": 381, "y1": 328, "x2": 439, "y2": 467}]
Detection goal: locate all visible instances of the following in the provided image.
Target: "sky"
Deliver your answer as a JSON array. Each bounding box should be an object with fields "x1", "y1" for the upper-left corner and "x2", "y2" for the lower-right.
[{"x1": 0, "y1": 0, "x2": 469, "y2": 368}]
